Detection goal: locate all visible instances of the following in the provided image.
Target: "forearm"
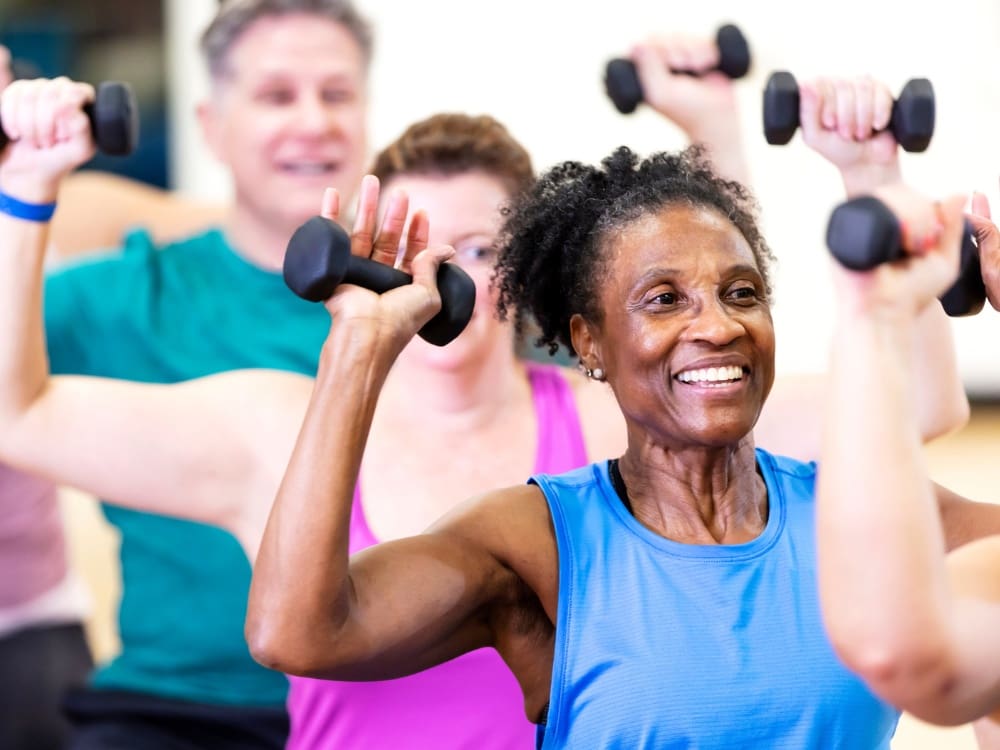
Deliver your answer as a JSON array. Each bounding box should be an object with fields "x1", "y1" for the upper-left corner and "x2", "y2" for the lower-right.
[
  {"x1": 0, "y1": 211, "x2": 51, "y2": 432},
  {"x1": 686, "y1": 120, "x2": 750, "y2": 186},
  {"x1": 839, "y1": 159, "x2": 903, "y2": 198},
  {"x1": 819, "y1": 311, "x2": 954, "y2": 683},
  {"x1": 247, "y1": 325, "x2": 395, "y2": 671},
  {"x1": 911, "y1": 303, "x2": 969, "y2": 440}
]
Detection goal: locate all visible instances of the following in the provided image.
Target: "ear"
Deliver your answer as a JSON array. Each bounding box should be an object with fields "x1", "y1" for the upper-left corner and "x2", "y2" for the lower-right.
[
  {"x1": 569, "y1": 313, "x2": 603, "y2": 371},
  {"x1": 196, "y1": 97, "x2": 225, "y2": 163}
]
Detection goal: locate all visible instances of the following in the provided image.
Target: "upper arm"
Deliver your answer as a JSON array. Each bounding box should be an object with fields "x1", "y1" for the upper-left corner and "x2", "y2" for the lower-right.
[
  {"x1": 50, "y1": 172, "x2": 226, "y2": 260},
  {"x1": 268, "y1": 484, "x2": 553, "y2": 681},
  {"x1": 0, "y1": 369, "x2": 310, "y2": 558}
]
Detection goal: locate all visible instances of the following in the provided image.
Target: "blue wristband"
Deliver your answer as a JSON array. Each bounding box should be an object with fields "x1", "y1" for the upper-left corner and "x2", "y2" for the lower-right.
[{"x1": 0, "y1": 190, "x2": 56, "y2": 222}]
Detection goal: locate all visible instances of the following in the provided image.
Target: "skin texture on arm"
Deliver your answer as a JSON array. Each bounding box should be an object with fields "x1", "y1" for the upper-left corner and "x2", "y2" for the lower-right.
[
  {"x1": 0, "y1": 77, "x2": 297, "y2": 558},
  {"x1": 629, "y1": 34, "x2": 750, "y2": 185},
  {"x1": 817, "y1": 185, "x2": 1000, "y2": 725},
  {"x1": 51, "y1": 172, "x2": 227, "y2": 260},
  {"x1": 750, "y1": 76, "x2": 968, "y2": 463}
]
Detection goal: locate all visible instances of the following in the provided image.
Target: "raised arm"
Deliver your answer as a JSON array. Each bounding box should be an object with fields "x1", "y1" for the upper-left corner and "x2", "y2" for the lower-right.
[
  {"x1": 0, "y1": 77, "x2": 294, "y2": 556},
  {"x1": 818, "y1": 184, "x2": 1000, "y2": 726},
  {"x1": 628, "y1": 33, "x2": 750, "y2": 185},
  {"x1": 755, "y1": 76, "x2": 968, "y2": 462},
  {"x1": 246, "y1": 178, "x2": 539, "y2": 681}
]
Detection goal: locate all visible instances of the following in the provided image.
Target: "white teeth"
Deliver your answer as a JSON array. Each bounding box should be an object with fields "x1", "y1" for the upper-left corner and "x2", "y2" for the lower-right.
[
  {"x1": 281, "y1": 163, "x2": 334, "y2": 175},
  {"x1": 676, "y1": 365, "x2": 743, "y2": 384}
]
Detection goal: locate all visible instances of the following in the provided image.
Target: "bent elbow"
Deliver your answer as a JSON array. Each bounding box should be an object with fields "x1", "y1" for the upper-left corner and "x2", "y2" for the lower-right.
[{"x1": 834, "y1": 635, "x2": 962, "y2": 719}]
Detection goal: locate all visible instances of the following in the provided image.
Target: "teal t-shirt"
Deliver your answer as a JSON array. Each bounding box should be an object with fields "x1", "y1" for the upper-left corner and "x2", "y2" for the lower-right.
[{"x1": 45, "y1": 228, "x2": 332, "y2": 707}]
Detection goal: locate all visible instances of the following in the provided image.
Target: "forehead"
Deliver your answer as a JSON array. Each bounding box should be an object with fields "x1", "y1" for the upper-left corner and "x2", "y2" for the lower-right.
[
  {"x1": 384, "y1": 172, "x2": 510, "y2": 241},
  {"x1": 225, "y1": 13, "x2": 366, "y2": 84},
  {"x1": 605, "y1": 202, "x2": 758, "y2": 278}
]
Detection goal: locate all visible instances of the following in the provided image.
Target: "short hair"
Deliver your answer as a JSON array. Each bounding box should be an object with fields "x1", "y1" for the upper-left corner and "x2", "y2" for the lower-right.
[
  {"x1": 370, "y1": 113, "x2": 535, "y2": 199},
  {"x1": 201, "y1": 0, "x2": 374, "y2": 79},
  {"x1": 494, "y1": 145, "x2": 776, "y2": 357}
]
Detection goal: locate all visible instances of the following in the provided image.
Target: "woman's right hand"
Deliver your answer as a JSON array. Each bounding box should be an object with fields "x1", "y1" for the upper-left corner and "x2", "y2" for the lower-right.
[
  {"x1": 0, "y1": 77, "x2": 97, "y2": 203},
  {"x1": 317, "y1": 175, "x2": 455, "y2": 356}
]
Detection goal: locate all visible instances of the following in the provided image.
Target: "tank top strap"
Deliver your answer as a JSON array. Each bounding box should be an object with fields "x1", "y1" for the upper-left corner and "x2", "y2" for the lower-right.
[{"x1": 527, "y1": 363, "x2": 588, "y2": 474}]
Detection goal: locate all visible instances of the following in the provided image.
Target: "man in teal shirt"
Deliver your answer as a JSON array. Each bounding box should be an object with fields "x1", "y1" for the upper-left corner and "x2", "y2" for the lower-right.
[{"x1": 40, "y1": 1, "x2": 372, "y2": 747}]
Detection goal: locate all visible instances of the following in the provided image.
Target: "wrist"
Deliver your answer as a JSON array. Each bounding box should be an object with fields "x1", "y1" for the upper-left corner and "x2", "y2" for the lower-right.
[
  {"x1": 840, "y1": 162, "x2": 903, "y2": 198},
  {"x1": 0, "y1": 173, "x2": 60, "y2": 206}
]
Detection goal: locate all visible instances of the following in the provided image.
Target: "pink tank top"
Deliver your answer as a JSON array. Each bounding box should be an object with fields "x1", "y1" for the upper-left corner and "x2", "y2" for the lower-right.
[
  {"x1": 0, "y1": 465, "x2": 67, "y2": 607},
  {"x1": 286, "y1": 364, "x2": 588, "y2": 749}
]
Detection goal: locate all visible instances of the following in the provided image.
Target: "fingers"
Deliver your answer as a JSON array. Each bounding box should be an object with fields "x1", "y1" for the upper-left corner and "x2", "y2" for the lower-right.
[
  {"x1": 409, "y1": 243, "x2": 455, "y2": 297},
  {"x1": 350, "y1": 174, "x2": 380, "y2": 258},
  {"x1": 320, "y1": 187, "x2": 339, "y2": 221},
  {"x1": 804, "y1": 76, "x2": 894, "y2": 141},
  {"x1": 370, "y1": 190, "x2": 409, "y2": 266},
  {"x1": 398, "y1": 209, "x2": 429, "y2": 272},
  {"x1": 1, "y1": 77, "x2": 94, "y2": 149},
  {"x1": 971, "y1": 191, "x2": 993, "y2": 220}
]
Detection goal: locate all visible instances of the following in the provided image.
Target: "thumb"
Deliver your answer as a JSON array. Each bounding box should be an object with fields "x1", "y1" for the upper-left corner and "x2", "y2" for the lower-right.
[{"x1": 971, "y1": 190, "x2": 992, "y2": 220}]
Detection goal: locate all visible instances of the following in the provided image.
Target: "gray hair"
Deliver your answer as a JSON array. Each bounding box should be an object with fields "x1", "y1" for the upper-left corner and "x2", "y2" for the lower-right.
[{"x1": 201, "y1": 0, "x2": 374, "y2": 79}]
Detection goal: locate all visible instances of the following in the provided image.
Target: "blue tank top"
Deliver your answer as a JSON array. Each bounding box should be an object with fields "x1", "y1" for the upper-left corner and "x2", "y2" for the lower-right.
[{"x1": 532, "y1": 448, "x2": 899, "y2": 749}]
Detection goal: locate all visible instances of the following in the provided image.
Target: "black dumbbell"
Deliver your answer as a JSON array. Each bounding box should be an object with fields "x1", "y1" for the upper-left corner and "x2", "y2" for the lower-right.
[
  {"x1": 763, "y1": 72, "x2": 935, "y2": 153},
  {"x1": 826, "y1": 195, "x2": 985, "y2": 317},
  {"x1": 604, "y1": 24, "x2": 751, "y2": 115},
  {"x1": 283, "y1": 215, "x2": 477, "y2": 346},
  {"x1": 0, "y1": 80, "x2": 139, "y2": 156}
]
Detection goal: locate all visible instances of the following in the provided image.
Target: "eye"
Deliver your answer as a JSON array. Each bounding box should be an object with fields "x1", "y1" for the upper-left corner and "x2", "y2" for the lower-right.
[
  {"x1": 726, "y1": 285, "x2": 760, "y2": 303},
  {"x1": 652, "y1": 291, "x2": 677, "y2": 305},
  {"x1": 257, "y1": 89, "x2": 294, "y2": 105},
  {"x1": 456, "y1": 246, "x2": 498, "y2": 265},
  {"x1": 322, "y1": 88, "x2": 355, "y2": 104}
]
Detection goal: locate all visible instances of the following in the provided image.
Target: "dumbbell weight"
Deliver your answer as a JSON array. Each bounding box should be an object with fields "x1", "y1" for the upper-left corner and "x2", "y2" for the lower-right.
[
  {"x1": 0, "y1": 80, "x2": 139, "y2": 156},
  {"x1": 825, "y1": 195, "x2": 985, "y2": 317},
  {"x1": 283, "y1": 215, "x2": 477, "y2": 346},
  {"x1": 604, "y1": 24, "x2": 751, "y2": 115},
  {"x1": 763, "y1": 71, "x2": 935, "y2": 153}
]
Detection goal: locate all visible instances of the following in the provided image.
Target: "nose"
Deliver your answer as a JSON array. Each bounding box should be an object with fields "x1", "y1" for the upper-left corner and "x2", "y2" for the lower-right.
[
  {"x1": 681, "y1": 297, "x2": 746, "y2": 347},
  {"x1": 294, "y1": 93, "x2": 339, "y2": 137}
]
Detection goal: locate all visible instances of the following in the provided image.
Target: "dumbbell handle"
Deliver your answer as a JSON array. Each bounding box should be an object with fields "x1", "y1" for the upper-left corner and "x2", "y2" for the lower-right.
[
  {"x1": 284, "y1": 216, "x2": 476, "y2": 346},
  {"x1": 605, "y1": 24, "x2": 751, "y2": 115},
  {"x1": 826, "y1": 196, "x2": 985, "y2": 317},
  {"x1": 0, "y1": 81, "x2": 138, "y2": 156}
]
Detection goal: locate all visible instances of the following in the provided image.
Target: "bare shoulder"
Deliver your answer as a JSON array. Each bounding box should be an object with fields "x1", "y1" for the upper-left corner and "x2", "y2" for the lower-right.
[
  {"x1": 428, "y1": 484, "x2": 558, "y2": 619},
  {"x1": 560, "y1": 366, "x2": 627, "y2": 460}
]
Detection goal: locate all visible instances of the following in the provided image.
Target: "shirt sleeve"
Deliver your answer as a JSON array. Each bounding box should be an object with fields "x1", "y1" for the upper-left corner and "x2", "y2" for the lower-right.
[{"x1": 44, "y1": 229, "x2": 158, "y2": 376}]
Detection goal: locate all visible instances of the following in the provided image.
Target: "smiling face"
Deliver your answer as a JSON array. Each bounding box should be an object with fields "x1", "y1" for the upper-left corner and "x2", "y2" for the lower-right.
[
  {"x1": 385, "y1": 171, "x2": 515, "y2": 370},
  {"x1": 573, "y1": 202, "x2": 775, "y2": 448},
  {"x1": 198, "y1": 13, "x2": 369, "y2": 235}
]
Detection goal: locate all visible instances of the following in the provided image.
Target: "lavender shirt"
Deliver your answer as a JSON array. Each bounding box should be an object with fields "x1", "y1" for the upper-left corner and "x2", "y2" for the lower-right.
[{"x1": 287, "y1": 364, "x2": 588, "y2": 749}]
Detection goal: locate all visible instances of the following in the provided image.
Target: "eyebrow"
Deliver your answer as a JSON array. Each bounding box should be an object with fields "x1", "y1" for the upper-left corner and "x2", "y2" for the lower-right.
[{"x1": 632, "y1": 263, "x2": 763, "y2": 287}]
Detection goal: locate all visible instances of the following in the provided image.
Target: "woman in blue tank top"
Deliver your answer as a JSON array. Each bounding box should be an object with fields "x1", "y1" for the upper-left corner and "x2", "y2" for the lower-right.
[{"x1": 243, "y1": 140, "x2": 975, "y2": 748}]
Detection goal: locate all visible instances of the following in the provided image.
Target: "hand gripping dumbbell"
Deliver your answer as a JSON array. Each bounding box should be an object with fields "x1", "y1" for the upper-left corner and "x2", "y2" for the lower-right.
[
  {"x1": 0, "y1": 80, "x2": 139, "y2": 156},
  {"x1": 825, "y1": 195, "x2": 985, "y2": 317},
  {"x1": 763, "y1": 72, "x2": 935, "y2": 153},
  {"x1": 283, "y1": 215, "x2": 477, "y2": 346},
  {"x1": 604, "y1": 24, "x2": 751, "y2": 115}
]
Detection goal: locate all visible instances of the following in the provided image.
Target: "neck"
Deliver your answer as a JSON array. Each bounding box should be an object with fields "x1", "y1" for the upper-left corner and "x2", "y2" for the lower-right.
[
  {"x1": 221, "y1": 203, "x2": 305, "y2": 271},
  {"x1": 378, "y1": 337, "x2": 527, "y2": 432},
  {"x1": 618, "y1": 435, "x2": 766, "y2": 544}
]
